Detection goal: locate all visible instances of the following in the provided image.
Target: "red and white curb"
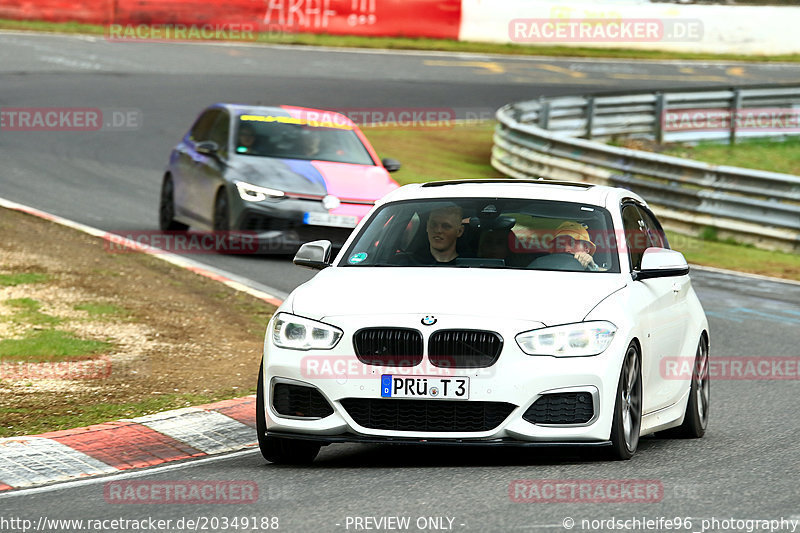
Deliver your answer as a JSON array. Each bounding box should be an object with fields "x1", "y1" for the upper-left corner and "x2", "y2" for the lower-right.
[
  {"x1": 0, "y1": 196, "x2": 288, "y2": 492},
  {"x1": 0, "y1": 396, "x2": 258, "y2": 491}
]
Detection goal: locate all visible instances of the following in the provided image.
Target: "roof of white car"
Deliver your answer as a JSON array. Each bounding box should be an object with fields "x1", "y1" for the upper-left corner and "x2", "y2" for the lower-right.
[{"x1": 379, "y1": 179, "x2": 645, "y2": 209}]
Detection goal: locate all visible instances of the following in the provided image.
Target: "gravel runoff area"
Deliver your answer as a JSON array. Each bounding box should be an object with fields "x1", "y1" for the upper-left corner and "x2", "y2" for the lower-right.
[{"x1": 0, "y1": 207, "x2": 277, "y2": 437}]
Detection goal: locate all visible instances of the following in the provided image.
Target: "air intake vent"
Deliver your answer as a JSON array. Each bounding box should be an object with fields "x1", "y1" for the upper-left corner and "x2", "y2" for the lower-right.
[
  {"x1": 428, "y1": 330, "x2": 503, "y2": 368},
  {"x1": 272, "y1": 383, "x2": 334, "y2": 419},
  {"x1": 353, "y1": 328, "x2": 423, "y2": 367},
  {"x1": 523, "y1": 392, "x2": 594, "y2": 425},
  {"x1": 340, "y1": 398, "x2": 516, "y2": 432}
]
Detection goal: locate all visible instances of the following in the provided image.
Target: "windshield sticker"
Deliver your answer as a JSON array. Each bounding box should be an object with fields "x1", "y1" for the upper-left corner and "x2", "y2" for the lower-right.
[
  {"x1": 239, "y1": 114, "x2": 352, "y2": 130},
  {"x1": 349, "y1": 252, "x2": 368, "y2": 264}
]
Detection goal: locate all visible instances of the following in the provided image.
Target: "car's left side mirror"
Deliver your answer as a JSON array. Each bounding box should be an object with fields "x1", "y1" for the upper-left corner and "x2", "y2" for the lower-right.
[
  {"x1": 196, "y1": 140, "x2": 220, "y2": 156},
  {"x1": 633, "y1": 247, "x2": 689, "y2": 281},
  {"x1": 381, "y1": 158, "x2": 401, "y2": 173},
  {"x1": 294, "y1": 240, "x2": 332, "y2": 270}
]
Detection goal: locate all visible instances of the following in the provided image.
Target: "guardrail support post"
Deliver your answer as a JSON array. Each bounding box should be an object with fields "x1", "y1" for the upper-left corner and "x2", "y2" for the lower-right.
[
  {"x1": 539, "y1": 100, "x2": 550, "y2": 130},
  {"x1": 730, "y1": 89, "x2": 742, "y2": 145},
  {"x1": 654, "y1": 92, "x2": 665, "y2": 144},
  {"x1": 584, "y1": 97, "x2": 595, "y2": 140}
]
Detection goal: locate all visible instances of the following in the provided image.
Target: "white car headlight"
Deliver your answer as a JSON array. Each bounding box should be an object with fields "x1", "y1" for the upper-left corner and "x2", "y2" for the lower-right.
[
  {"x1": 272, "y1": 313, "x2": 342, "y2": 351},
  {"x1": 516, "y1": 321, "x2": 616, "y2": 357},
  {"x1": 235, "y1": 181, "x2": 285, "y2": 202}
]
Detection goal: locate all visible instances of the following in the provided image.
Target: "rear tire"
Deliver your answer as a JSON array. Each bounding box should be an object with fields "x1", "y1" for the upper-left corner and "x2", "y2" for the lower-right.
[
  {"x1": 159, "y1": 175, "x2": 189, "y2": 231},
  {"x1": 256, "y1": 362, "x2": 321, "y2": 464},
  {"x1": 662, "y1": 336, "x2": 709, "y2": 438},
  {"x1": 609, "y1": 342, "x2": 642, "y2": 460}
]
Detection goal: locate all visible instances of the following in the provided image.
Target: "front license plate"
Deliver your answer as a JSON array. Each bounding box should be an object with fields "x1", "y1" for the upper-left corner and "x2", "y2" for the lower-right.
[
  {"x1": 303, "y1": 212, "x2": 358, "y2": 228},
  {"x1": 380, "y1": 375, "x2": 469, "y2": 400}
]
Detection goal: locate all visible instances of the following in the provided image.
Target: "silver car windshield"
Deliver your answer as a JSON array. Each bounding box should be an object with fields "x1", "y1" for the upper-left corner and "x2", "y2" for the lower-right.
[
  {"x1": 341, "y1": 198, "x2": 622, "y2": 272},
  {"x1": 233, "y1": 116, "x2": 375, "y2": 165}
]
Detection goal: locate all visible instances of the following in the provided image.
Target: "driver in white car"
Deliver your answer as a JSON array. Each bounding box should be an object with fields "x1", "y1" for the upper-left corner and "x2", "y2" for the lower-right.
[{"x1": 529, "y1": 221, "x2": 600, "y2": 271}]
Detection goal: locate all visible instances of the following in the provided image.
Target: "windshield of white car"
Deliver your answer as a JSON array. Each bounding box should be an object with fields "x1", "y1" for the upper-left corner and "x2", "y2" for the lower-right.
[
  {"x1": 341, "y1": 198, "x2": 621, "y2": 273},
  {"x1": 233, "y1": 117, "x2": 374, "y2": 165}
]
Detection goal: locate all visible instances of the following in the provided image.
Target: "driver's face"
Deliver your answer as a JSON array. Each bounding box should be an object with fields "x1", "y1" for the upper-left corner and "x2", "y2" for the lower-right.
[
  {"x1": 238, "y1": 129, "x2": 255, "y2": 147},
  {"x1": 554, "y1": 235, "x2": 592, "y2": 255},
  {"x1": 302, "y1": 133, "x2": 320, "y2": 155},
  {"x1": 427, "y1": 212, "x2": 464, "y2": 252}
]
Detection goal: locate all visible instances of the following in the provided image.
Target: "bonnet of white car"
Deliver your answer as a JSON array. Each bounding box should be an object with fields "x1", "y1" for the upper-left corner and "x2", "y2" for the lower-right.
[{"x1": 290, "y1": 267, "x2": 626, "y2": 326}]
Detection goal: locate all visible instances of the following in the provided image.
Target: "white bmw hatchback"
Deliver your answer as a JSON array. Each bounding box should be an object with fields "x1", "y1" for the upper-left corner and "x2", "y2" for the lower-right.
[{"x1": 257, "y1": 179, "x2": 710, "y2": 462}]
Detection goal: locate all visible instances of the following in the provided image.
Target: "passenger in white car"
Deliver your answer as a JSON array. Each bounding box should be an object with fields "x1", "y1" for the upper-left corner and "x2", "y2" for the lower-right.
[{"x1": 422, "y1": 205, "x2": 465, "y2": 264}]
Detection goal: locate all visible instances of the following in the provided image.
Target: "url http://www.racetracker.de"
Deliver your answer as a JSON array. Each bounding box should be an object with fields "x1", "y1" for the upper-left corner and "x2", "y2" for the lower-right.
[
  {"x1": 566, "y1": 516, "x2": 799, "y2": 532},
  {"x1": 0, "y1": 515, "x2": 281, "y2": 532}
]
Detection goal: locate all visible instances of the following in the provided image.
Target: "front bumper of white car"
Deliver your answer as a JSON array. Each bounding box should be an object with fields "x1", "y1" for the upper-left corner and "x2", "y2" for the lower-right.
[{"x1": 262, "y1": 313, "x2": 626, "y2": 446}]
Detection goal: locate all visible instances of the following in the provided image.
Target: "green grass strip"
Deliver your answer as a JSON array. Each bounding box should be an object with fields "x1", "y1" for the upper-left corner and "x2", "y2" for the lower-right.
[
  {"x1": 667, "y1": 231, "x2": 800, "y2": 280},
  {"x1": 662, "y1": 136, "x2": 800, "y2": 176},
  {"x1": 74, "y1": 302, "x2": 128, "y2": 317},
  {"x1": 0, "y1": 330, "x2": 111, "y2": 362},
  {"x1": 4, "y1": 297, "x2": 61, "y2": 326},
  {"x1": 0, "y1": 272, "x2": 49, "y2": 286}
]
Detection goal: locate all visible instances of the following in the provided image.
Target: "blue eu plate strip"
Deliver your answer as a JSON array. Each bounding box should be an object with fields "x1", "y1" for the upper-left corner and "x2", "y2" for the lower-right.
[{"x1": 381, "y1": 375, "x2": 392, "y2": 397}]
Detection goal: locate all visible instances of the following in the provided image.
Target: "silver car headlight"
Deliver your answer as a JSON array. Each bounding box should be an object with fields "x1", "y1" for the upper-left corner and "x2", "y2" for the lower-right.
[
  {"x1": 235, "y1": 181, "x2": 285, "y2": 202},
  {"x1": 516, "y1": 321, "x2": 616, "y2": 357},
  {"x1": 271, "y1": 313, "x2": 342, "y2": 351}
]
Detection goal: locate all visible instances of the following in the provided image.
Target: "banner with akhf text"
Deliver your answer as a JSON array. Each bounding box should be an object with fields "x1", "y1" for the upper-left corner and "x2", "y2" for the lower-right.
[{"x1": 0, "y1": 0, "x2": 461, "y2": 40}]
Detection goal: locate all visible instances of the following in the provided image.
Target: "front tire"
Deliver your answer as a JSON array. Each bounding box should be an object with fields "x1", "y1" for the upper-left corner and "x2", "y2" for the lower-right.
[
  {"x1": 609, "y1": 342, "x2": 642, "y2": 460},
  {"x1": 212, "y1": 188, "x2": 231, "y2": 231},
  {"x1": 159, "y1": 175, "x2": 189, "y2": 231},
  {"x1": 663, "y1": 336, "x2": 709, "y2": 438},
  {"x1": 213, "y1": 188, "x2": 230, "y2": 232},
  {"x1": 256, "y1": 362, "x2": 321, "y2": 464}
]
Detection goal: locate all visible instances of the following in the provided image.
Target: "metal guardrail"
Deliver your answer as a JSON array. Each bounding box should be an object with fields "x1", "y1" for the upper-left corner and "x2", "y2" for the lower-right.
[{"x1": 492, "y1": 85, "x2": 800, "y2": 252}]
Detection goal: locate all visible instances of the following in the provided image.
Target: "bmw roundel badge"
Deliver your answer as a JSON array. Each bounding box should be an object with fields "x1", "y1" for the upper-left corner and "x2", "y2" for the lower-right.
[{"x1": 421, "y1": 315, "x2": 437, "y2": 326}]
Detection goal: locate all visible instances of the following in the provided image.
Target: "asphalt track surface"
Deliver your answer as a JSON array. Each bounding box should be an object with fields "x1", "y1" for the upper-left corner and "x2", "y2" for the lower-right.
[{"x1": 1, "y1": 32, "x2": 800, "y2": 532}]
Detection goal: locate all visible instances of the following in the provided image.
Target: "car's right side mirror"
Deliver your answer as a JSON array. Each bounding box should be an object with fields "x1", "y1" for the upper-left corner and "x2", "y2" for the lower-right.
[
  {"x1": 633, "y1": 247, "x2": 689, "y2": 281},
  {"x1": 294, "y1": 240, "x2": 332, "y2": 270},
  {"x1": 381, "y1": 158, "x2": 401, "y2": 173}
]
